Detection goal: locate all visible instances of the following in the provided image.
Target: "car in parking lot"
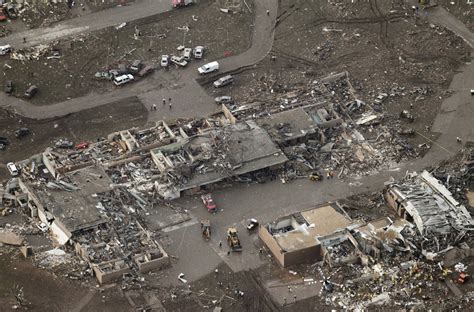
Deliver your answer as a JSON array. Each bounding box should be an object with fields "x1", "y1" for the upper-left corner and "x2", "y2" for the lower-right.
[
  {"x1": 214, "y1": 96, "x2": 233, "y2": 104},
  {"x1": 213, "y1": 75, "x2": 233, "y2": 88},
  {"x1": 6, "y1": 162, "x2": 19, "y2": 176},
  {"x1": 4, "y1": 80, "x2": 13, "y2": 93},
  {"x1": 194, "y1": 46, "x2": 204, "y2": 59},
  {"x1": 161, "y1": 55, "x2": 169, "y2": 67}
]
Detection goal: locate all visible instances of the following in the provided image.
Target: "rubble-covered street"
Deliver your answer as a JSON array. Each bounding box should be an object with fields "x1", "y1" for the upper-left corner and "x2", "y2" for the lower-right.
[{"x1": 0, "y1": 0, "x2": 473, "y2": 311}]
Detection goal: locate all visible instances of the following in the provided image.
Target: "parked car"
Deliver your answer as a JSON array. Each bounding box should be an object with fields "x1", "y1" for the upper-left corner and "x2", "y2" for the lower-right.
[
  {"x1": 130, "y1": 60, "x2": 143, "y2": 73},
  {"x1": 246, "y1": 219, "x2": 259, "y2": 231},
  {"x1": 137, "y1": 65, "x2": 154, "y2": 78},
  {"x1": 113, "y1": 74, "x2": 134, "y2": 86},
  {"x1": 14, "y1": 128, "x2": 30, "y2": 139},
  {"x1": 214, "y1": 96, "x2": 233, "y2": 104},
  {"x1": 24, "y1": 85, "x2": 38, "y2": 98},
  {"x1": 170, "y1": 55, "x2": 188, "y2": 67},
  {"x1": 213, "y1": 75, "x2": 233, "y2": 88},
  {"x1": 0, "y1": 44, "x2": 11, "y2": 55},
  {"x1": 4, "y1": 80, "x2": 13, "y2": 93},
  {"x1": 183, "y1": 48, "x2": 192, "y2": 61},
  {"x1": 161, "y1": 55, "x2": 169, "y2": 67},
  {"x1": 193, "y1": 46, "x2": 204, "y2": 59},
  {"x1": 0, "y1": 137, "x2": 8, "y2": 150},
  {"x1": 55, "y1": 139, "x2": 74, "y2": 149},
  {"x1": 201, "y1": 193, "x2": 217, "y2": 213},
  {"x1": 198, "y1": 61, "x2": 219, "y2": 75},
  {"x1": 6, "y1": 162, "x2": 19, "y2": 176}
]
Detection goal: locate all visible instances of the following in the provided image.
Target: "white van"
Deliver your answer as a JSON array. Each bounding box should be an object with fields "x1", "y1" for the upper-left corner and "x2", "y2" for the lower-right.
[
  {"x1": 0, "y1": 45, "x2": 12, "y2": 56},
  {"x1": 183, "y1": 48, "x2": 192, "y2": 61},
  {"x1": 114, "y1": 74, "x2": 134, "y2": 86},
  {"x1": 6, "y1": 162, "x2": 19, "y2": 176},
  {"x1": 198, "y1": 61, "x2": 219, "y2": 75}
]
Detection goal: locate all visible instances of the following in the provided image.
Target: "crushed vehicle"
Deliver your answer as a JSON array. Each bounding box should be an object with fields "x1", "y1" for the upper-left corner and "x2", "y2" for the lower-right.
[
  {"x1": 24, "y1": 85, "x2": 38, "y2": 98},
  {"x1": 214, "y1": 96, "x2": 233, "y2": 104},
  {"x1": 201, "y1": 193, "x2": 217, "y2": 213},
  {"x1": 198, "y1": 61, "x2": 219, "y2": 74},
  {"x1": 374, "y1": 92, "x2": 388, "y2": 105},
  {"x1": 400, "y1": 110, "x2": 415, "y2": 122},
  {"x1": 94, "y1": 71, "x2": 113, "y2": 80},
  {"x1": 4, "y1": 80, "x2": 13, "y2": 93},
  {"x1": 137, "y1": 65, "x2": 154, "y2": 78},
  {"x1": 14, "y1": 128, "x2": 30, "y2": 139},
  {"x1": 161, "y1": 55, "x2": 169, "y2": 67},
  {"x1": 0, "y1": 11, "x2": 7, "y2": 22},
  {"x1": 172, "y1": 0, "x2": 194, "y2": 8},
  {"x1": 246, "y1": 219, "x2": 259, "y2": 231},
  {"x1": 213, "y1": 75, "x2": 233, "y2": 88},
  {"x1": 193, "y1": 46, "x2": 204, "y2": 59},
  {"x1": 6, "y1": 162, "x2": 19, "y2": 176},
  {"x1": 170, "y1": 55, "x2": 188, "y2": 67},
  {"x1": 309, "y1": 171, "x2": 323, "y2": 181},
  {"x1": 200, "y1": 219, "x2": 211, "y2": 239},
  {"x1": 75, "y1": 142, "x2": 89, "y2": 149},
  {"x1": 227, "y1": 228, "x2": 242, "y2": 251},
  {"x1": 0, "y1": 44, "x2": 11, "y2": 55}
]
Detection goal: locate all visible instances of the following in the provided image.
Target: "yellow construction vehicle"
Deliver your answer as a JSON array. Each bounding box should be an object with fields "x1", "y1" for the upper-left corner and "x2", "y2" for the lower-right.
[{"x1": 227, "y1": 227, "x2": 242, "y2": 251}]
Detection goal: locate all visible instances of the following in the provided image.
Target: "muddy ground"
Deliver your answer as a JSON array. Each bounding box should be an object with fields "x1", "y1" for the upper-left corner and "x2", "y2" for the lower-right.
[
  {"x1": 438, "y1": 0, "x2": 473, "y2": 32},
  {"x1": 208, "y1": 0, "x2": 469, "y2": 150},
  {"x1": 0, "y1": 96, "x2": 147, "y2": 180},
  {"x1": 0, "y1": 0, "x2": 253, "y2": 105}
]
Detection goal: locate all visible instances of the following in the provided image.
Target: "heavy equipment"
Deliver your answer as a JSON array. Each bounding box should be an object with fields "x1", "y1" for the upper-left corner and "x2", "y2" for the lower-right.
[{"x1": 227, "y1": 227, "x2": 242, "y2": 251}]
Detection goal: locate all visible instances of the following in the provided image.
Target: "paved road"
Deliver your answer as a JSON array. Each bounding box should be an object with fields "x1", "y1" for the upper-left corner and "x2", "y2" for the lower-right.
[
  {"x1": 0, "y1": 0, "x2": 171, "y2": 49},
  {"x1": 0, "y1": 0, "x2": 278, "y2": 121}
]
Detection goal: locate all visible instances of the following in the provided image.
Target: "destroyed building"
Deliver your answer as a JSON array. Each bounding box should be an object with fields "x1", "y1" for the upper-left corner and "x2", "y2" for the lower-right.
[
  {"x1": 258, "y1": 203, "x2": 354, "y2": 267},
  {"x1": 384, "y1": 170, "x2": 474, "y2": 235}
]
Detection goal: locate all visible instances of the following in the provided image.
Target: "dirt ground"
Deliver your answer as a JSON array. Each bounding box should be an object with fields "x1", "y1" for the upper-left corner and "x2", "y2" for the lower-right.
[
  {"x1": 0, "y1": 96, "x2": 147, "y2": 180},
  {"x1": 209, "y1": 0, "x2": 469, "y2": 150},
  {"x1": 0, "y1": 0, "x2": 253, "y2": 105}
]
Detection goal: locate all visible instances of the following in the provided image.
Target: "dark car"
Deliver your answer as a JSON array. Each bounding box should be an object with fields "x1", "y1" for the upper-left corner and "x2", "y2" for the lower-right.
[
  {"x1": 15, "y1": 128, "x2": 30, "y2": 139},
  {"x1": 24, "y1": 85, "x2": 38, "y2": 98},
  {"x1": 55, "y1": 139, "x2": 74, "y2": 149},
  {"x1": 214, "y1": 96, "x2": 233, "y2": 104},
  {"x1": 4, "y1": 80, "x2": 12, "y2": 93},
  {"x1": 130, "y1": 60, "x2": 143, "y2": 73},
  {"x1": 0, "y1": 136, "x2": 9, "y2": 150}
]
